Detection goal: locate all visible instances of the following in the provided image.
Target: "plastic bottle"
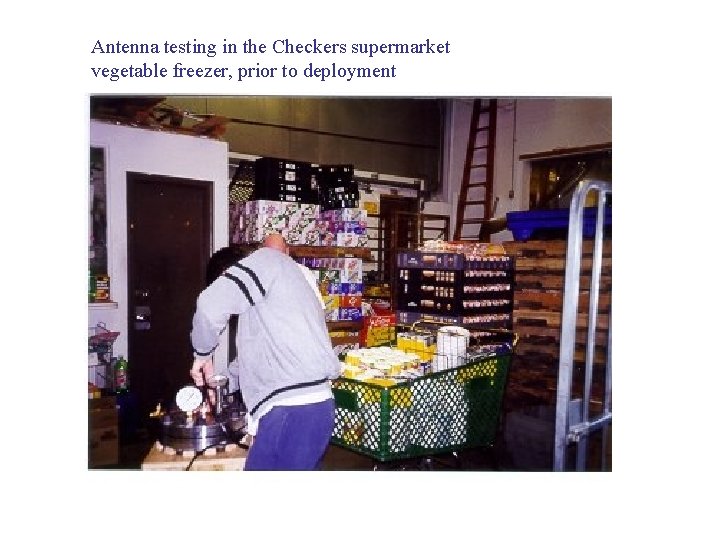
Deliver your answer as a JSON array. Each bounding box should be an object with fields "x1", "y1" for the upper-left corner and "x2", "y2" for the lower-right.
[
  {"x1": 114, "y1": 355, "x2": 129, "y2": 393},
  {"x1": 88, "y1": 271, "x2": 96, "y2": 303}
]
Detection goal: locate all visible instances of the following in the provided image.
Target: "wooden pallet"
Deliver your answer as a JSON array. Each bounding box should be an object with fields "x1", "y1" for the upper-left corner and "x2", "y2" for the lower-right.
[
  {"x1": 515, "y1": 274, "x2": 612, "y2": 291},
  {"x1": 513, "y1": 324, "x2": 609, "y2": 341},
  {"x1": 504, "y1": 239, "x2": 612, "y2": 258},
  {"x1": 514, "y1": 290, "x2": 612, "y2": 312},
  {"x1": 514, "y1": 309, "x2": 610, "y2": 331},
  {"x1": 502, "y1": 239, "x2": 611, "y2": 410},
  {"x1": 141, "y1": 440, "x2": 249, "y2": 471}
]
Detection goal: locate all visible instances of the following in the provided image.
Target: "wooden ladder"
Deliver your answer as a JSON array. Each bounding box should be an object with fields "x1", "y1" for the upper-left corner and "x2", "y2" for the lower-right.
[{"x1": 453, "y1": 98, "x2": 498, "y2": 241}]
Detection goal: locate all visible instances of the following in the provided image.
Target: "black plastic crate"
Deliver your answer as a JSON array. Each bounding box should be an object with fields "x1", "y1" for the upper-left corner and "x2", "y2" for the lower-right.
[
  {"x1": 320, "y1": 190, "x2": 360, "y2": 210},
  {"x1": 252, "y1": 158, "x2": 321, "y2": 203},
  {"x1": 229, "y1": 161, "x2": 256, "y2": 203},
  {"x1": 315, "y1": 164, "x2": 354, "y2": 187},
  {"x1": 316, "y1": 163, "x2": 359, "y2": 210},
  {"x1": 254, "y1": 157, "x2": 314, "y2": 185}
]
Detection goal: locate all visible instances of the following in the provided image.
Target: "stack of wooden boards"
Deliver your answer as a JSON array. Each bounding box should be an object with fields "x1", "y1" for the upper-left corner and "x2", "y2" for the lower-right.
[{"x1": 503, "y1": 239, "x2": 611, "y2": 410}]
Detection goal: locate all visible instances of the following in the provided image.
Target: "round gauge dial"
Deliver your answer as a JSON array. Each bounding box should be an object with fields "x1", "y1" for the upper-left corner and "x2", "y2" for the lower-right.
[{"x1": 176, "y1": 385, "x2": 203, "y2": 412}]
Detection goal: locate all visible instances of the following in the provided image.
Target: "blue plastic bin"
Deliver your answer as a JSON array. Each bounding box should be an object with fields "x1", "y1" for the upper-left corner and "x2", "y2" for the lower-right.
[{"x1": 506, "y1": 207, "x2": 611, "y2": 241}]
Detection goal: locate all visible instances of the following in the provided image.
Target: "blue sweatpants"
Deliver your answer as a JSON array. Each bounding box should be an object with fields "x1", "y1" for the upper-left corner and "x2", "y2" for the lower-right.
[{"x1": 244, "y1": 399, "x2": 335, "y2": 471}]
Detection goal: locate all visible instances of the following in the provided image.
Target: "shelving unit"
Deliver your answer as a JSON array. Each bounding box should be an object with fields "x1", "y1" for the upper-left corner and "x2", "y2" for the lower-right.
[{"x1": 394, "y1": 249, "x2": 515, "y2": 330}]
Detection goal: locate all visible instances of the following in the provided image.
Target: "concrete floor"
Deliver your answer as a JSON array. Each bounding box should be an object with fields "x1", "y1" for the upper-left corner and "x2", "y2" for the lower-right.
[
  {"x1": 100, "y1": 403, "x2": 610, "y2": 471},
  {"x1": 111, "y1": 435, "x2": 510, "y2": 471}
]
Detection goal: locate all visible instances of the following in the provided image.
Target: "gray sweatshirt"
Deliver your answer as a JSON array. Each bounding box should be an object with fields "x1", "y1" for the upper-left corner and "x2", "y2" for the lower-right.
[{"x1": 190, "y1": 247, "x2": 340, "y2": 416}]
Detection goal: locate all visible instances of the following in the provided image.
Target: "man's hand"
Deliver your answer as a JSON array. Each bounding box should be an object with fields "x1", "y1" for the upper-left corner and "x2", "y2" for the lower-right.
[
  {"x1": 190, "y1": 357, "x2": 214, "y2": 387},
  {"x1": 190, "y1": 357, "x2": 217, "y2": 407}
]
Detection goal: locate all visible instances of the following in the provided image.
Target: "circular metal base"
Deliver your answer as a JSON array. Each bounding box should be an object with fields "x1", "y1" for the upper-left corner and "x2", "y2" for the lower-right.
[{"x1": 160, "y1": 408, "x2": 247, "y2": 453}]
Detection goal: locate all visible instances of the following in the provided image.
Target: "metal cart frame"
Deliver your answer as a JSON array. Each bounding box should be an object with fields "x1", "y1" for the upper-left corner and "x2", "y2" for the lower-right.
[{"x1": 553, "y1": 179, "x2": 612, "y2": 471}]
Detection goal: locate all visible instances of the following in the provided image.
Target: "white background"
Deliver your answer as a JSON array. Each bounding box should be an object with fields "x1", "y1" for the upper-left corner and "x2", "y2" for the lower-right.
[{"x1": 3, "y1": 1, "x2": 719, "y2": 537}]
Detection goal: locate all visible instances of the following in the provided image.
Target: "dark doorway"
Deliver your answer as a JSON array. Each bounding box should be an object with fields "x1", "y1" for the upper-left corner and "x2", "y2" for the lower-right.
[
  {"x1": 126, "y1": 173, "x2": 213, "y2": 430},
  {"x1": 378, "y1": 195, "x2": 418, "y2": 307}
]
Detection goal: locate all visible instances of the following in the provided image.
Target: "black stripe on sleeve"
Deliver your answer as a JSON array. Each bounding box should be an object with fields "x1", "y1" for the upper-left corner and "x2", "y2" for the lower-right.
[
  {"x1": 233, "y1": 264, "x2": 266, "y2": 297},
  {"x1": 222, "y1": 272, "x2": 256, "y2": 306}
]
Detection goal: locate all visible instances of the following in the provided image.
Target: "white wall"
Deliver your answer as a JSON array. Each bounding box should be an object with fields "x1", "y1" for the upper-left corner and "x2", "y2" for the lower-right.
[
  {"x1": 444, "y1": 97, "x2": 612, "y2": 239},
  {"x1": 89, "y1": 121, "x2": 230, "y2": 371}
]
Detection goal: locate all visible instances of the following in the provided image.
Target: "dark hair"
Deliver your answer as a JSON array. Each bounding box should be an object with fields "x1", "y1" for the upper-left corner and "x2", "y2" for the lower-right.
[{"x1": 205, "y1": 245, "x2": 255, "y2": 285}]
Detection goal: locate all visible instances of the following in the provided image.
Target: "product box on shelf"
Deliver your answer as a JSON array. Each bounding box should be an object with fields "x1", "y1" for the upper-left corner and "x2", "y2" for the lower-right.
[
  {"x1": 319, "y1": 269, "x2": 341, "y2": 283},
  {"x1": 299, "y1": 254, "x2": 365, "y2": 322},
  {"x1": 321, "y1": 208, "x2": 368, "y2": 223},
  {"x1": 340, "y1": 268, "x2": 363, "y2": 284},
  {"x1": 339, "y1": 307, "x2": 363, "y2": 321},
  {"x1": 286, "y1": 202, "x2": 322, "y2": 220},
  {"x1": 324, "y1": 220, "x2": 367, "y2": 234},
  {"x1": 93, "y1": 275, "x2": 111, "y2": 301},
  {"x1": 289, "y1": 228, "x2": 321, "y2": 246},
  {"x1": 331, "y1": 257, "x2": 362, "y2": 272},
  {"x1": 339, "y1": 294, "x2": 363, "y2": 308},
  {"x1": 325, "y1": 282, "x2": 342, "y2": 295},
  {"x1": 336, "y1": 232, "x2": 369, "y2": 247},
  {"x1": 240, "y1": 216, "x2": 289, "y2": 243},
  {"x1": 319, "y1": 231, "x2": 337, "y2": 246},
  {"x1": 360, "y1": 313, "x2": 397, "y2": 347},
  {"x1": 322, "y1": 294, "x2": 341, "y2": 308},
  {"x1": 341, "y1": 283, "x2": 364, "y2": 295},
  {"x1": 234, "y1": 200, "x2": 323, "y2": 246},
  {"x1": 243, "y1": 199, "x2": 287, "y2": 216}
]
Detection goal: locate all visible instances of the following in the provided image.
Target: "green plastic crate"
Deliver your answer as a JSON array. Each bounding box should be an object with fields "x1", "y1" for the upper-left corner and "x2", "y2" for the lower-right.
[{"x1": 331, "y1": 353, "x2": 511, "y2": 462}]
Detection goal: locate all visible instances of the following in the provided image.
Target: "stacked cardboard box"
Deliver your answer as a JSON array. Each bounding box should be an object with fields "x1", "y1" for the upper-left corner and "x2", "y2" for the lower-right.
[
  {"x1": 230, "y1": 200, "x2": 322, "y2": 245},
  {"x1": 361, "y1": 313, "x2": 396, "y2": 347},
  {"x1": 230, "y1": 201, "x2": 374, "y2": 248},
  {"x1": 317, "y1": 208, "x2": 369, "y2": 247},
  {"x1": 297, "y1": 256, "x2": 364, "y2": 322}
]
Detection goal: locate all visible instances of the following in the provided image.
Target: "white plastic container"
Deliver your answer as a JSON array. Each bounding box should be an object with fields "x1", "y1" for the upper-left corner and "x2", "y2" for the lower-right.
[{"x1": 434, "y1": 326, "x2": 470, "y2": 371}]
